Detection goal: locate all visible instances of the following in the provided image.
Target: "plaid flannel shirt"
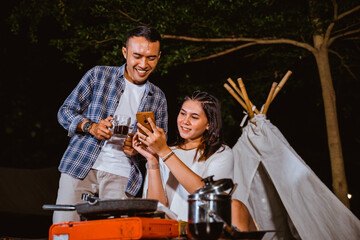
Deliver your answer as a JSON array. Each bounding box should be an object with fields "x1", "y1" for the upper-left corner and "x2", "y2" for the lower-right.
[{"x1": 57, "y1": 64, "x2": 168, "y2": 197}]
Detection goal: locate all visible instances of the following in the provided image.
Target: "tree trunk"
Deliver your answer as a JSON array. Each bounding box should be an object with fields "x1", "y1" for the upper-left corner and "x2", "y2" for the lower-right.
[{"x1": 313, "y1": 35, "x2": 350, "y2": 208}]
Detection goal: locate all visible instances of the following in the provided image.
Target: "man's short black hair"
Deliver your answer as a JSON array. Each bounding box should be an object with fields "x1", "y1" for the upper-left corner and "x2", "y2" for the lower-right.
[{"x1": 125, "y1": 26, "x2": 161, "y2": 48}]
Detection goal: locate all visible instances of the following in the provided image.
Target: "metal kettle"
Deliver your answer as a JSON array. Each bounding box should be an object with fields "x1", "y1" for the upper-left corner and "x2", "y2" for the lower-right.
[{"x1": 187, "y1": 175, "x2": 236, "y2": 240}]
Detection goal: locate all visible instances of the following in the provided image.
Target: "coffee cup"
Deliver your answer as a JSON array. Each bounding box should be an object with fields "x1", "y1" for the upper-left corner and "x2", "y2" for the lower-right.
[{"x1": 112, "y1": 114, "x2": 131, "y2": 138}]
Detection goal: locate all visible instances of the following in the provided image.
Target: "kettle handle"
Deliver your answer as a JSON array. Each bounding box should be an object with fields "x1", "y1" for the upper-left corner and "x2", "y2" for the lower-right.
[
  {"x1": 201, "y1": 175, "x2": 215, "y2": 185},
  {"x1": 228, "y1": 183, "x2": 238, "y2": 196}
]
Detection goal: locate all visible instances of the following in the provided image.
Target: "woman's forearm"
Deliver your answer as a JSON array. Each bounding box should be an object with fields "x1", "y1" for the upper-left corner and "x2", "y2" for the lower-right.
[
  {"x1": 147, "y1": 167, "x2": 168, "y2": 206},
  {"x1": 163, "y1": 154, "x2": 204, "y2": 194}
]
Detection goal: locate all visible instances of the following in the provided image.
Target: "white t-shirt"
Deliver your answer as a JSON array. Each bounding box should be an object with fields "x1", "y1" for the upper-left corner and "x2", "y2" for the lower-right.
[
  {"x1": 143, "y1": 145, "x2": 234, "y2": 221},
  {"x1": 93, "y1": 78, "x2": 146, "y2": 177}
]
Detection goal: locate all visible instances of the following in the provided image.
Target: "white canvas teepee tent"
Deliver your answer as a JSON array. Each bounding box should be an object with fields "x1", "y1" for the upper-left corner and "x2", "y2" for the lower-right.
[{"x1": 225, "y1": 73, "x2": 360, "y2": 240}]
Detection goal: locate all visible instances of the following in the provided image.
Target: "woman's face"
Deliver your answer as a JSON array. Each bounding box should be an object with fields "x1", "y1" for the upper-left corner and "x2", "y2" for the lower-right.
[{"x1": 177, "y1": 99, "x2": 210, "y2": 144}]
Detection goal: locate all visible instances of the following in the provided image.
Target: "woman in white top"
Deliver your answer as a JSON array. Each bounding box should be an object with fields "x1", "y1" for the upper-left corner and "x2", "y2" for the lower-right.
[{"x1": 133, "y1": 90, "x2": 256, "y2": 231}]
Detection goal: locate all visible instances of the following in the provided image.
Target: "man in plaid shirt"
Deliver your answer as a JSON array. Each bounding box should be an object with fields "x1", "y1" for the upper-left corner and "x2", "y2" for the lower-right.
[{"x1": 53, "y1": 26, "x2": 168, "y2": 223}]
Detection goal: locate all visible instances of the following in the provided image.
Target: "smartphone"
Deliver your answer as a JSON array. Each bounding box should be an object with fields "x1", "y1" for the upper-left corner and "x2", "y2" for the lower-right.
[{"x1": 136, "y1": 111, "x2": 155, "y2": 136}]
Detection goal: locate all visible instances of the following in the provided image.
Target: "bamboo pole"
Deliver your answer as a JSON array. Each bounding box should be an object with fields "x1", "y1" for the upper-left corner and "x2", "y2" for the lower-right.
[
  {"x1": 227, "y1": 78, "x2": 260, "y2": 114},
  {"x1": 237, "y1": 78, "x2": 254, "y2": 118},
  {"x1": 263, "y1": 82, "x2": 278, "y2": 115},
  {"x1": 224, "y1": 83, "x2": 248, "y2": 111},
  {"x1": 271, "y1": 70, "x2": 292, "y2": 102}
]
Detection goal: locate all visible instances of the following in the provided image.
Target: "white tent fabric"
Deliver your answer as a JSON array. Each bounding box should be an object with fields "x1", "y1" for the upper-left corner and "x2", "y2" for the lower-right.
[{"x1": 232, "y1": 114, "x2": 360, "y2": 240}]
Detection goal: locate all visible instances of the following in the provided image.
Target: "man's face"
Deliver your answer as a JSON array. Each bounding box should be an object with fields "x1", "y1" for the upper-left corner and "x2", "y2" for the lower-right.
[{"x1": 122, "y1": 36, "x2": 161, "y2": 85}]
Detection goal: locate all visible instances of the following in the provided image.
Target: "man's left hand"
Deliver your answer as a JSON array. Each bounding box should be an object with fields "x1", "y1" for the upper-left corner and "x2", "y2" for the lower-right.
[{"x1": 123, "y1": 133, "x2": 137, "y2": 156}]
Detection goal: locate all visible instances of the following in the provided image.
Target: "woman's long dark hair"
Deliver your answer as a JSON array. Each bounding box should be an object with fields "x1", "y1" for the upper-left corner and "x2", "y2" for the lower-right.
[{"x1": 173, "y1": 90, "x2": 224, "y2": 161}]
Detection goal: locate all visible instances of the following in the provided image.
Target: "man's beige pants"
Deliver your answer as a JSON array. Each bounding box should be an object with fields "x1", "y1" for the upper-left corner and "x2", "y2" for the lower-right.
[{"x1": 53, "y1": 169, "x2": 128, "y2": 224}]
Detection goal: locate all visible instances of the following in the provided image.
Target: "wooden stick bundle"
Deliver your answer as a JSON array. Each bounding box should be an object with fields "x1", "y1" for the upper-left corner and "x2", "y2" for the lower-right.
[
  {"x1": 227, "y1": 78, "x2": 260, "y2": 114},
  {"x1": 224, "y1": 70, "x2": 291, "y2": 118},
  {"x1": 224, "y1": 83, "x2": 248, "y2": 111}
]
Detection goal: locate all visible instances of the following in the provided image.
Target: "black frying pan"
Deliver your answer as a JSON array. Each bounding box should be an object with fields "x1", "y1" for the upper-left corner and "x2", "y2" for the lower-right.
[{"x1": 43, "y1": 194, "x2": 158, "y2": 219}]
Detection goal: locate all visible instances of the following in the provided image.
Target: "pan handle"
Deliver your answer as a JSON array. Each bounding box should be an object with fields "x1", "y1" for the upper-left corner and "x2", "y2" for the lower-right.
[
  {"x1": 81, "y1": 193, "x2": 100, "y2": 205},
  {"x1": 42, "y1": 204, "x2": 76, "y2": 211}
]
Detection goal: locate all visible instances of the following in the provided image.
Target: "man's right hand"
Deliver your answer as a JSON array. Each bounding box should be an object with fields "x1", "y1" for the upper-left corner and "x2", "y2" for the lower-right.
[{"x1": 89, "y1": 116, "x2": 114, "y2": 140}]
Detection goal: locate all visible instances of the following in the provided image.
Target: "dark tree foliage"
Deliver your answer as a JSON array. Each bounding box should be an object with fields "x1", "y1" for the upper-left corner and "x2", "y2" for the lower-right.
[{"x1": 3, "y1": 0, "x2": 360, "y2": 209}]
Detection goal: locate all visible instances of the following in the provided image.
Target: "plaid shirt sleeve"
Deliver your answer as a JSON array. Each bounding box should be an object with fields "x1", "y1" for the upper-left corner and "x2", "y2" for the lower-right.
[{"x1": 57, "y1": 68, "x2": 95, "y2": 137}]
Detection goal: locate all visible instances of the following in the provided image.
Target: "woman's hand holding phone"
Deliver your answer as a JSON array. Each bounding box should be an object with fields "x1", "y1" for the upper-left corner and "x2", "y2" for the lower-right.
[{"x1": 136, "y1": 117, "x2": 170, "y2": 158}]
